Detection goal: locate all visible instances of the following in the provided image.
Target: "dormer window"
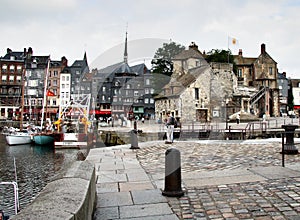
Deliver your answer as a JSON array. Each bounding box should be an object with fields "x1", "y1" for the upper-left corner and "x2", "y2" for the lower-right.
[{"x1": 10, "y1": 56, "x2": 15, "y2": 61}]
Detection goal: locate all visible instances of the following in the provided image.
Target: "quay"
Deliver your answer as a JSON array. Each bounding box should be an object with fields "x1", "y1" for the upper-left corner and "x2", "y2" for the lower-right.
[{"x1": 10, "y1": 117, "x2": 300, "y2": 219}]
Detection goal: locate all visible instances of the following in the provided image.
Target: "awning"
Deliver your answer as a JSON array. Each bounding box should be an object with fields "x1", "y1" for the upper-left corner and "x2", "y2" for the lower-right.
[
  {"x1": 293, "y1": 106, "x2": 300, "y2": 110},
  {"x1": 89, "y1": 110, "x2": 111, "y2": 115},
  {"x1": 40, "y1": 108, "x2": 58, "y2": 113}
]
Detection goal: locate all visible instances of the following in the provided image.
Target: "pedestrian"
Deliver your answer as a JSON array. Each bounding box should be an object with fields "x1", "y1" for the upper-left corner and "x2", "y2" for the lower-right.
[
  {"x1": 236, "y1": 113, "x2": 240, "y2": 124},
  {"x1": 165, "y1": 111, "x2": 175, "y2": 144}
]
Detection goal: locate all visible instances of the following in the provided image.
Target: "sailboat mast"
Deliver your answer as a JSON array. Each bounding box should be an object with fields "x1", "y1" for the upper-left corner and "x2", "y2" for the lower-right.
[
  {"x1": 40, "y1": 58, "x2": 50, "y2": 130},
  {"x1": 20, "y1": 68, "x2": 25, "y2": 130}
]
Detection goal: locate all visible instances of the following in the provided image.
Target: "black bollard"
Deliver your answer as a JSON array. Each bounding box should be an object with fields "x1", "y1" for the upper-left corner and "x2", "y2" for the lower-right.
[
  {"x1": 130, "y1": 129, "x2": 139, "y2": 149},
  {"x1": 282, "y1": 124, "x2": 299, "y2": 154},
  {"x1": 162, "y1": 148, "x2": 184, "y2": 197}
]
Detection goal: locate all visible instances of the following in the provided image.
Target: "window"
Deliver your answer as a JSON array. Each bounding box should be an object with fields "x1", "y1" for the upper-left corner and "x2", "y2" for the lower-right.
[
  {"x1": 145, "y1": 88, "x2": 149, "y2": 94},
  {"x1": 150, "y1": 98, "x2": 154, "y2": 103},
  {"x1": 62, "y1": 76, "x2": 65, "y2": 81},
  {"x1": 145, "y1": 79, "x2": 150, "y2": 85},
  {"x1": 150, "y1": 88, "x2": 154, "y2": 94},
  {"x1": 16, "y1": 76, "x2": 21, "y2": 82},
  {"x1": 195, "y1": 88, "x2": 199, "y2": 100},
  {"x1": 62, "y1": 84, "x2": 65, "y2": 89},
  {"x1": 53, "y1": 80, "x2": 57, "y2": 86},
  {"x1": 102, "y1": 95, "x2": 105, "y2": 101},
  {"x1": 102, "y1": 87, "x2": 106, "y2": 92},
  {"x1": 10, "y1": 65, "x2": 15, "y2": 73},
  {"x1": 134, "y1": 91, "x2": 139, "y2": 96},
  {"x1": 269, "y1": 67, "x2": 273, "y2": 75},
  {"x1": 66, "y1": 76, "x2": 69, "y2": 81},
  {"x1": 9, "y1": 75, "x2": 14, "y2": 82},
  {"x1": 2, "y1": 65, "x2": 7, "y2": 72},
  {"x1": 17, "y1": 66, "x2": 22, "y2": 73},
  {"x1": 145, "y1": 98, "x2": 149, "y2": 103},
  {"x1": 238, "y1": 69, "x2": 242, "y2": 78},
  {"x1": 2, "y1": 75, "x2": 7, "y2": 82},
  {"x1": 53, "y1": 71, "x2": 58, "y2": 77}
]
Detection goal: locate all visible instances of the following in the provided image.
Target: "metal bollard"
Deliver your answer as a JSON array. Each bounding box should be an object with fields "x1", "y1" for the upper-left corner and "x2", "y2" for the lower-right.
[
  {"x1": 162, "y1": 148, "x2": 184, "y2": 197},
  {"x1": 281, "y1": 124, "x2": 299, "y2": 155},
  {"x1": 130, "y1": 129, "x2": 139, "y2": 149}
]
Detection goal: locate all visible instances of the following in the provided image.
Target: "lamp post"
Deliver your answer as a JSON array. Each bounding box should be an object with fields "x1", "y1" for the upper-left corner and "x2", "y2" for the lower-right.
[{"x1": 225, "y1": 98, "x2": 229, "y2": 130}]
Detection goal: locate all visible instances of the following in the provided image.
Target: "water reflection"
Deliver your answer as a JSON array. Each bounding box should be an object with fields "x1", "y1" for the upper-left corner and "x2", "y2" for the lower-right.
[{"x1": 0, "y1": 135, "x2": 64, "y2": 217}]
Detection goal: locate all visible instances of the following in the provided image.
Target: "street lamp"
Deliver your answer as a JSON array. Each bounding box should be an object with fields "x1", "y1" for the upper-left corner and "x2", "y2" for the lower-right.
[{"x1": 225, "y1": 98, "x2": 229, "y2": 130}]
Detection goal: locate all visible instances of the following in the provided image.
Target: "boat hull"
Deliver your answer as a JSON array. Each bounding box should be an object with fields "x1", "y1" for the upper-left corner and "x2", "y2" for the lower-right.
[
  {"x1": 54, "y1": 133, "x2": 94, "y2": 149},
  {"x1": 6, "y1": 133, "x2": 32, "y2": 145},
  {"x1": 33, "y1": 135, "x2": 55, "y2": 145}
]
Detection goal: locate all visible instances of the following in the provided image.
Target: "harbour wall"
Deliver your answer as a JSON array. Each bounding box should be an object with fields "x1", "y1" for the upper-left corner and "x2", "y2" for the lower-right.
[{"x1": 11, "y1": 160, "x2": 96, "y2": 220}]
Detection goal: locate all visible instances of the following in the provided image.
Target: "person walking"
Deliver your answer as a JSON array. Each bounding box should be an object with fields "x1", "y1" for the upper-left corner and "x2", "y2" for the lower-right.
[
  {"x1": 236, "y1": 113, "x2": 240, "y2": 124},
  {"x1": 165, "y1": 112, "x2": 175, "y2": 144}
]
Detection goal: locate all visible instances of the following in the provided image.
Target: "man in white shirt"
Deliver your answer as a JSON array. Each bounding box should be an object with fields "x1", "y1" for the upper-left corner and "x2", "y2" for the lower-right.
[{"x1": 165, "y1": 112, "x2": 175, "y2": 144}]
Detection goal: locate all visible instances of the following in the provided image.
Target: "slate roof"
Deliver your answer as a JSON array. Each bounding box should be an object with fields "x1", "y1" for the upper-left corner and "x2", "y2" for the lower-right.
[
  {"x1": 1, "y1": 51, "x2": 26, "y2": 61},
  {"x1": 234, "y1": 55, "x2": 256, "y2": 65},
  {"x1": 173, "y1": 48, "x2": 204, "y2": 60}
]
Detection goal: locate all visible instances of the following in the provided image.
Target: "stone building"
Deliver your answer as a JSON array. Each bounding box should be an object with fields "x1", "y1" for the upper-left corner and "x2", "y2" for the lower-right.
[
  {"x1": 155, "y1": 42, "x2": 235, "y2": 123},
  {"x1": 234, "y1": 44, "x2": 279, "y2": 117},
  {"x1": 0, "y1": 48, "x2": 26, "y2": 120}
]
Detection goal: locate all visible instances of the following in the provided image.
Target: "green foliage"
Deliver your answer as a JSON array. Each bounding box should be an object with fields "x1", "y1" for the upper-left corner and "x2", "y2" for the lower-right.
[
  {"x1": 151, "y1": 42, "x2": 185, "y2": 95},
  {"x1": 151, "y1": 42, "x2": 185, "y2": 77},
  {"x1": 205, "y1": 49, "x2": 237, "y2": 73}
]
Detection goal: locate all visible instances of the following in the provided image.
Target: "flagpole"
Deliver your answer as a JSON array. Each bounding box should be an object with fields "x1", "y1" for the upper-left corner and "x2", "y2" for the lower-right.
[
  {"x1": 227, "y1": 36, "x2": 230, "y2": 63},
  {"x1": 41, "y1": 57, "x2": 50, "y2": 130}
]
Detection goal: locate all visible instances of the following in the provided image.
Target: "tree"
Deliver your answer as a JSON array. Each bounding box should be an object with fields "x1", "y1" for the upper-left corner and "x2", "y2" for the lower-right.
[
  {"x1": 151, "y1": 42, "x2": 185, "y2": 95},
  {"x1": 205, "y1": 49, "x2": 237, "y2": 73},
  {"x1": 151, "y1": 41, "x2": 185, "y2": 76}
]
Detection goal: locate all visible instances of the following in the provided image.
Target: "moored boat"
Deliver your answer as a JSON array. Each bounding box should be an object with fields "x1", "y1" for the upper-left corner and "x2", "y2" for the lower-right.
[
  {"x1": 5, "y1": 132, "x2": 33, "y2": 145},
  {"x1": 32, "y1": 133, "x2": 55, "y2": 145}
]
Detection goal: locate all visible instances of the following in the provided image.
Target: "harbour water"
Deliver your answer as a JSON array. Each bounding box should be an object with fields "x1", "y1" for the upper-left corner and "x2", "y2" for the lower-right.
[{"x1": 0, "y1": 134, "x2": 65, "y2": 217}]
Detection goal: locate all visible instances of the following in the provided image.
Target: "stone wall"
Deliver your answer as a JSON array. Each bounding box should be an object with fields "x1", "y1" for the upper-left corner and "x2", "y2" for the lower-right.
[{"x1": 11, "y1": 160, "x2": 96, "y2": 220}]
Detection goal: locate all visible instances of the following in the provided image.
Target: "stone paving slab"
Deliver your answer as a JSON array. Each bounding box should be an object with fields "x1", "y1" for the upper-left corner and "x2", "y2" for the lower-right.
[
  {"x1": 119, "y1": 181, "x2": 154, "y2": 191},
  {"x1": 184, "y1": 174, "x2": 266, "y2": 187},
  {"x1": 96, "y1": 191, "x2": 133, "y2": 207},
  {"x1": 131, "y1": 189, "x2": 168, "y2": 204},
  {"x1": 119, "y1": 203, "x2": 174, "y2": 219},
  {"x1": 249, "y1": 166, "x2": 300, "y2": 179}
]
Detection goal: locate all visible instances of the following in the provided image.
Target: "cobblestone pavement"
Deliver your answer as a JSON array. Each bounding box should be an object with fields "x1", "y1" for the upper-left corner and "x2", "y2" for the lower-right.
[{"x1": 136, "y1": 141, "x2": 300, "y2": 219}]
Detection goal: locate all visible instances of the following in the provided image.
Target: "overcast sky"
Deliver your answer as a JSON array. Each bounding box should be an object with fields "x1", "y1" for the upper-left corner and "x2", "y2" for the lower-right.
[{"x1": 1, "y1": 0, "x2": 300, "y2": 77}]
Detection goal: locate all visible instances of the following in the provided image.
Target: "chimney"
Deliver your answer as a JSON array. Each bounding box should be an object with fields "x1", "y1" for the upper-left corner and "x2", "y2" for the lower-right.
[
  {"x1": 28, "y1": 47, "x2": 33, "y2": 55},
  {"x1": 7, "y1": 48, "x2": 12, "y2": 54},
  {"x1": 238, "y1": 49, "x2": 243, "y2": 56},
  {"x1": 61, "y1": 56, "x2": 68, "y2": 67},
  {"x1": 189, "y1": 42, "x2": 198, "y2": 50},
  {"x1": 261, "y1": 43, "x2": 266, "y2": 54},
  {"x1": 283, "y1": 72, "x2": 286, "y2": 77}
]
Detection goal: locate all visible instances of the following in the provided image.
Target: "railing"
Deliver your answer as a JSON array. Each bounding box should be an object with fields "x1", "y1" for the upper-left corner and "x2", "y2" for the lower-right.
[{"x1": 250, "y1": 86, "x2": 266, "y2": 107}]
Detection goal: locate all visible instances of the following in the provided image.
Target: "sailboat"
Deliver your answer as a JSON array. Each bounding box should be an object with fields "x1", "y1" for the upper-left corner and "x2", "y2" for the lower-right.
[
  {"x1": 5, "y1": 67, "x2": 33, "y2": 145},
  {"x1": 54, "y1": 94, "x2": 94, "y2": 149},
  {"x1": 32, "y1": 59, "x2": 56, "y2": 146}
]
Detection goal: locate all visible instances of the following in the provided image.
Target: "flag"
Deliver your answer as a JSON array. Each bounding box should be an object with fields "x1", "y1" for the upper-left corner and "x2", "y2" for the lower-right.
[
  {"x1": 46, "y1": 90, "x2": 55, "y2": 96},
  {"x1": 228, "y1": 36, "x2": 239, "y2": 49}
]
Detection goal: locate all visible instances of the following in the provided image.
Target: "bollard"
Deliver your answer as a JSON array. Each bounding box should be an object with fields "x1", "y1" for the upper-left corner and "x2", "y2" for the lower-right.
[
  {"x1": 130, "y1": 129, "x2": 139, "y2": 149},
  {"x1": 162, "y1": 148, "x2": 184, "y2": 197},
  {"x1": 281, "y1": 124, "x2": 299, "y2": 155}
]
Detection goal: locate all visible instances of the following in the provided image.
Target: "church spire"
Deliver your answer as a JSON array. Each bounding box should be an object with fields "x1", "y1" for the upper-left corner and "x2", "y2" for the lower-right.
[{"x1": 124, "y1": 31, "x2": 128, "y2": 64}]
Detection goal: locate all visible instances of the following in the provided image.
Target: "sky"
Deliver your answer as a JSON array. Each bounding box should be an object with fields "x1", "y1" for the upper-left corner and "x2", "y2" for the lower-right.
[{"x1": 1, "y1": 0, "x2": 300, "y2": 78}]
